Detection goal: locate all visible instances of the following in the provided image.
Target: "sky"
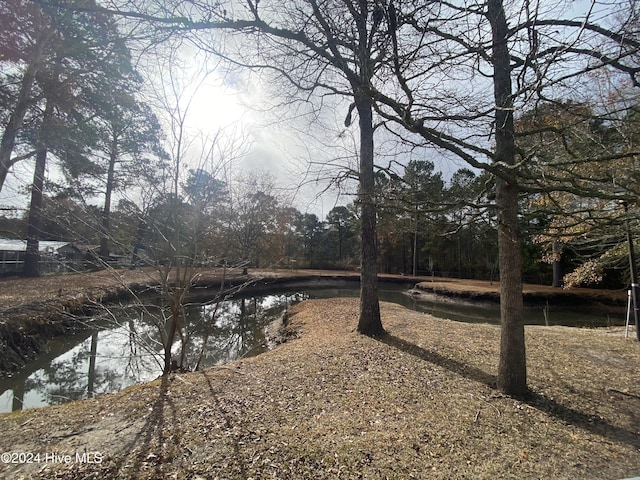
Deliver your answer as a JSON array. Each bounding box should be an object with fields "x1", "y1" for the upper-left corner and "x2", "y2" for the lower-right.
[
  {"x1": 164, "y1": 0, "x2": 612, "y2": 217},
  {"x1": 0, "y1": 39, "x2": 354, "y2": 221},
  {"x1": 162, "y1": 62, "x2": 353, "y2": 218},
  {"x1": 0, "y1": 0, "x2": 622, "y2": 223}
]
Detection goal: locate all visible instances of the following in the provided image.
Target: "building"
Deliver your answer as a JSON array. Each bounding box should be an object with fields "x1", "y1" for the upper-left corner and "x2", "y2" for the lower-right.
[{"x1": 0, "y1": 239, "x2": 82, "y2": 275}]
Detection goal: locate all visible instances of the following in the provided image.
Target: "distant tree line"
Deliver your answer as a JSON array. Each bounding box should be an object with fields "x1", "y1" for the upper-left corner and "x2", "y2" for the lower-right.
[
  {"x1": 2, "y1": 149, "x2": 630, "y2": 288},
  {"x1": 5, "y1": 0, "x2": 640, "y2": 392},
  {"x1": 1, "y1": 0, "x2": 637, "y2": 290}
]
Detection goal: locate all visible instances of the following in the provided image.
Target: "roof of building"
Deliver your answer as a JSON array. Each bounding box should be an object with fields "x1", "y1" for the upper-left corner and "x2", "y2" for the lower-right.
[{"x1": 0, "y1": 239, "x2": 72, "y2": 253}]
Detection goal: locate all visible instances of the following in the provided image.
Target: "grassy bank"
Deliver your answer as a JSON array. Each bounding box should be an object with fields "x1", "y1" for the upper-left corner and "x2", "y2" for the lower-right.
[{"x1": 0, "y1": 298, "x2": 638, "y2": 479}]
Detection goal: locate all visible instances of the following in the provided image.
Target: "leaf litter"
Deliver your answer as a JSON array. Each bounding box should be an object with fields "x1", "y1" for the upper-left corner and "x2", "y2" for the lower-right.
[{"x1": 0, "y1": 297, "x2": 638, "y2": 479}]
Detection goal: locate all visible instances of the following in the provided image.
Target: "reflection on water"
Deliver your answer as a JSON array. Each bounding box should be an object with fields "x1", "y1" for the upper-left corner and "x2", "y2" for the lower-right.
[
  {"x1": 0, "y1": 283, "x2": 622, "y2": 413},
  {"x1": 0, "y1": 290, "x2": 306, "y2": 413}
]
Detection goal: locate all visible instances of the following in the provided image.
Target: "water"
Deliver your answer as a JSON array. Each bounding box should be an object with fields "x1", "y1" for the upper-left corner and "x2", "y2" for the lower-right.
[
  {"x1": 0, "y1": 290, "x2": 304, "y2": 413},
  {"x1": 0, "y1": 282, "x2": 623, "y2": 413}
]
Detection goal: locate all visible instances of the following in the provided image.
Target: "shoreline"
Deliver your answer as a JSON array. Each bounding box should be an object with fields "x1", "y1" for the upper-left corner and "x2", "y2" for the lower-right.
[
  {"x1": 0, "y1": 268, "x2": 628, "y2": 377},
  {"x1": 0, "y1": 297, "x2": 638, "y2": 479}
]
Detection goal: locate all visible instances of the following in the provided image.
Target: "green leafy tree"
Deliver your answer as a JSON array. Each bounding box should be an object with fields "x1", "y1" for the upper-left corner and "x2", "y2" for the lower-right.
[
  {"x1": 1, "y1": 0, "x2": 145, "y2": 276},
  {"x1": 182, "y1": 168, "x2": 230, "y2": 263},
  {"x1": 444, "y1": 169, "x2": 490, "y2": 279},
  {"x1": 401, "y1": 160, "x2": 445, "y2": 276},
  {"x1": 94, "y1": 100, "x2": 165, "y2": 260},
  {"x1": 296, "y1": 213, "x2": 326, "y2": 267},
  {"x1": 0, "y1": 0, "x2": 53, "y2": 191},
  {"x1": 227, "y1": 172, "x2": 280, "y2": 267}
]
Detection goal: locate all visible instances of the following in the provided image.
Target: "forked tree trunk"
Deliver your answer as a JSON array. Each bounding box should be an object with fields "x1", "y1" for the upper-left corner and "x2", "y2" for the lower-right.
[
  {"x1": 355, "y1": 92, "x2": 384, "y2": 337},
  {"x1": 488, "y1": 0, "x2": 528, "y2": 397},
  {"x1": 0, "y1": 50, "x2": 41, "y2": 193}
]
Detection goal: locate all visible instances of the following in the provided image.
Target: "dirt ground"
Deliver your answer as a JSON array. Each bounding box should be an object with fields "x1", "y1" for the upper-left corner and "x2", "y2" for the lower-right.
[{"x1": 0, "y1": 290, "x2": 639, "y2": 479}]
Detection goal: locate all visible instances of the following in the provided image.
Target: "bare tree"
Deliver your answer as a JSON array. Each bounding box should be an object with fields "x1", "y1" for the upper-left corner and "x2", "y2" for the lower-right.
[
  {"x1": 363, "y1": 0, "x2": 640, "y2": 394},
  {"x1": 134, "y1": 41, "x2": 252, "y2": 374},
  {"x1": 201, "y1": 0, "x2": 389, "y2": 334},
  {"x1": 86, "y1": 0, "x2": 390, "y2": 335},
  {"x1": 49, "y1": 0, "x2": 640, "y2": 394}
]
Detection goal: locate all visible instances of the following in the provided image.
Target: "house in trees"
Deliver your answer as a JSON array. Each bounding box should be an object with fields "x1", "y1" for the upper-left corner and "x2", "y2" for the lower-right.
[{"x1": 0, "y1": 239, "x2": 81, "y2": 275}]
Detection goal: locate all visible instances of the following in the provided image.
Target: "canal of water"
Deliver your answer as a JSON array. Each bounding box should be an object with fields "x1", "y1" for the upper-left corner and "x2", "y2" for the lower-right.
[{"x1": 0, "y1": 281, "x2": 623, "y2": 413}]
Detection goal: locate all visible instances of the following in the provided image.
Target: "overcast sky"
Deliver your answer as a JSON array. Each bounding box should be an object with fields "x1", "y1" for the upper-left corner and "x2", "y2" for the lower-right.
[
  {"x1": 153, "y1": 49, "x2": 359, "y2": 218},
  {"x1": 0, "y1": 0, "x2": 614, "y2": 223}
]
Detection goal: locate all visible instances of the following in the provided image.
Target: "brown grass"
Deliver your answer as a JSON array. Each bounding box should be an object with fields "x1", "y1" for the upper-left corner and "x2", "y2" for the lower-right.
[
  {"x1": 0, "y1": 298, "x2": 638, "y2": 479},
  {"x1": 0, "y1": 267, "x2": 626, "y2": 311}
]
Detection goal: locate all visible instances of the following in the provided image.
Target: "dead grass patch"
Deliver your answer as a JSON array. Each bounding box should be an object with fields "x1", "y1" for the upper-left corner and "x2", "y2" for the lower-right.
[{"x1": 0, "y1": 298, "x2": 638, "y2": 479}]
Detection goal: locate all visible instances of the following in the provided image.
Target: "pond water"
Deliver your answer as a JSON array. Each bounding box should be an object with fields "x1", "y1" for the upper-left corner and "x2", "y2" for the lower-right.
[{"x1": 0, "y1": 281, "x2": 623, "y2": 413}]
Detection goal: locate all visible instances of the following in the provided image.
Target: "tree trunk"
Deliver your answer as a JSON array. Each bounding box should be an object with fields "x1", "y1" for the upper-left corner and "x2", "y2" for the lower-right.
[
  {"x1": 23, "y1": 149, "x2": 47, "y2": 277},
  {"x1": 355, "y1": 92, "x2": 384, "y2": 336},
  {"x1": 99, "y1": 138, "x2": 118, "y2": 260},
  {"x1": 496, "y1": 180, "x2": 527, "y2": 396},
  {"x1": 0, "y1": 58, "x2": 39, "y2": 192},
  {"x1": 23, "y1": 98, "x2": 54, "y2": 277},
  {"x1": 551, "y1": 240, "x2": 563, "y2": 288},
  {"x1": 412, "y1": 207, "x2": 418, "y2": 276},
  {"x1": 0, "y1": 27, "x2": 51, "y2": 193},
  {"x1": 11, "y1": 378, "x2": 25, "y2": 412},
  {"x1": 457, "y1": 236, "x2": 462, "y2": 279},
  {"x1": 163, "y1": 300, "x2": 181, "y2": 376},
  {"x1": 488, "y1": 0, "x2": 528, "y2": 397},
  {"x1": 87, "y1": 330, "x2": 98, "y2": 397},
  {"x1": 131, "y1": 217, "x2": 147, "y2": 268}
]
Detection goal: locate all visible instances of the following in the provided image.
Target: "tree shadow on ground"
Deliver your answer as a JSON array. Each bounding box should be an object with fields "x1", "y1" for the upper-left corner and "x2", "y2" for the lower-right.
[
  {"x1": 379, "y1": 334, "x2": 640, "y2": 449},
  {"x1": 199, "y1": 370, "x2": 249, "y2": 477},
  {"x1": 380, "y1": 334, "x2": 497, "y2": 387},
  {"x1": 526, "y1": 392, "x2": 640, "y2": 448},
  {"x1": 112, "y1": 376, "x2": 178, "y2": 478}
]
